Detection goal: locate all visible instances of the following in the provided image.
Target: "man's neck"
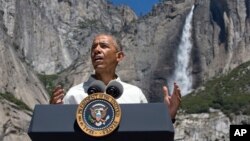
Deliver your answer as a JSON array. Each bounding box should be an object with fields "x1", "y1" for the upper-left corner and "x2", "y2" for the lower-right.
[{"x1": 94, "y1": 72, "x2": 117, "y2": 85}]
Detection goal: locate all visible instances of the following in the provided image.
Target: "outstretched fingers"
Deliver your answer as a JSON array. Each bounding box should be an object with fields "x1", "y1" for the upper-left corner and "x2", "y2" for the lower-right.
[
  {"x1": 50, "y1": 85, "x2": 64, "y2": 104},
  {"x1": 173, "y1": 82, "x2": 181, "y2": 102},
  {"x1": 169, "y1": 83, "x2": 181, "y2": 118},
  {"x1": 162, "y1": 86, "x2": 171, "y2": 105}
]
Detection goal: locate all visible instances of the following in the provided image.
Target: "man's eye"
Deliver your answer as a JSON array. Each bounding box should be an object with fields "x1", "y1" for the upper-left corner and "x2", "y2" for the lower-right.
[
  {"x1": 100, "y1": 44, "x2": 109, "y2": 48},
  {"x1": 91, "y1": 44, "x2": 97, "y2": 49},
  {"x1": 102, "y1": 45, "x2": 108, "y2": 48}
]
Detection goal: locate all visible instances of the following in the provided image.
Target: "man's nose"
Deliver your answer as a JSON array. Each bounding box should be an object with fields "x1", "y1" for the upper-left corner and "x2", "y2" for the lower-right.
[{"x1": 93, "y1": 44, "x2": 102, "y2": 53}]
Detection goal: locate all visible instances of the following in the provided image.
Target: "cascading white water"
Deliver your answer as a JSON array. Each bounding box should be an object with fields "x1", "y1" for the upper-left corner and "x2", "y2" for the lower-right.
[{"x1": 168, "y1": 5, "x2": 195, "y2": 96}]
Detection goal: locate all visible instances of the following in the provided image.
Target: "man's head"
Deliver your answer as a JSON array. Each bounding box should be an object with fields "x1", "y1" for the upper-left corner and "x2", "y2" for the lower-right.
[{"x1": 91, "y1": 34, "x2": 124, "y2": 74}]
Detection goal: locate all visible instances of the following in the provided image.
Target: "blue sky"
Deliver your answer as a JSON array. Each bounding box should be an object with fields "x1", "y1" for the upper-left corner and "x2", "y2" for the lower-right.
[{"x1": 111, "y1": 0, "x2": 159, "y2": 16}]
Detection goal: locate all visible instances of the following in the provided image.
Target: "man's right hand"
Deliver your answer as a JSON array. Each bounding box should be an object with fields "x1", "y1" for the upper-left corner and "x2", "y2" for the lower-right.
[{"x1": 50, "y1": 85, "x2": 64, "y2": 104}]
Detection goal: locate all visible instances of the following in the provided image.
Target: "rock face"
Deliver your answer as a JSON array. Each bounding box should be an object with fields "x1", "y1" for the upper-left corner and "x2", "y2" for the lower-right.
[
  {"x1": 0, "y1": 99, "x2": 31, "y2": 141},
  {"x1": 0, "y1": 12, "x2": 49, "y2": 109},
  {"x1": 12, "y1": 0, "x2": 138, "y2": 74},
  {"x1": 192, "y1": 0, "x2": 250, "y2": 88},
  {"x1": 0, "y1": 0, "x2": 250, "y2": 140},
  {"x1": 175, "y1": 110, "x2": 250, "y2": 141}
]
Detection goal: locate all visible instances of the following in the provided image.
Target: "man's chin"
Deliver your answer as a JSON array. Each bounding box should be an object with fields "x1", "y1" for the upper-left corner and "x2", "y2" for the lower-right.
[{"x1": 94, "y1": 66, "x2": 105, "y2": 72}]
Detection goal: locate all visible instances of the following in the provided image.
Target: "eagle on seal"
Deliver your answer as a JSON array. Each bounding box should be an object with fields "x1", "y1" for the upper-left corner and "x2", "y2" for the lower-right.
[{"x1": 89, "y1": 105, "x2": 109, "y2": 126}]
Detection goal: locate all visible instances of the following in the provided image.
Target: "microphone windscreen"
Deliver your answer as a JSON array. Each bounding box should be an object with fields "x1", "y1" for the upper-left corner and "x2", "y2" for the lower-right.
[
  {"x1": 106, "y1": 80, "x2": 123, "y2": 99},
  {"x1": 87, "y1": 80, "x2": 106, "y2": 95}
]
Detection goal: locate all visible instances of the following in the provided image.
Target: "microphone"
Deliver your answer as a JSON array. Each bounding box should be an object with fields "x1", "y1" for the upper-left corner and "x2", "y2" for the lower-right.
[
  {"x1": 106, "y1": 80, "x2": 123, "y2": 99},
  {"x1": 87, "y1": 80, "x2": 106, "y2": 95}
]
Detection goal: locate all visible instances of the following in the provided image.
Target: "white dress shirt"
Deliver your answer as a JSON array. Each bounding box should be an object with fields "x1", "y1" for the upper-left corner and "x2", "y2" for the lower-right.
[{"x1": 63, "y1": 75, "x2": 148, "y2": 104}]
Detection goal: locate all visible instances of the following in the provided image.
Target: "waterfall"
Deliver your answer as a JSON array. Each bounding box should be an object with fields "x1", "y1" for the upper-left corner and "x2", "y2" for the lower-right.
[{"x1": 168, "y1": 5, "x2": 195, "y2": 96}]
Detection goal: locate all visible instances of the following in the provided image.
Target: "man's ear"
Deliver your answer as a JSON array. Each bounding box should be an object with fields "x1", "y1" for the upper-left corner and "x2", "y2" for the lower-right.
[{"x1": 116, "y1": 51, "x2": 125, "y2": 62}]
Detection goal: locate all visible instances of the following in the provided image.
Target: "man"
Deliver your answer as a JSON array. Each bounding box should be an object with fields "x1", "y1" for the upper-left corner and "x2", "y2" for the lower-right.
[{"x1": 50, "y1": 33, "x2": 181, "y2": 120}]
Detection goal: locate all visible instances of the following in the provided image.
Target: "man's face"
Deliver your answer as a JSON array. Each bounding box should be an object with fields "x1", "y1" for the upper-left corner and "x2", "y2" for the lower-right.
[{"x1": 91, "y1": 35, "x2": 121, "y2": 73}]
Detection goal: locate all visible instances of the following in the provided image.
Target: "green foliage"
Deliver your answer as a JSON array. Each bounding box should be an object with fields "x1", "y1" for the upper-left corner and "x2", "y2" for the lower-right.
[
  {"x1": 38, "y1": 73, "x2": 59, "y2": 97},
  {"x1": 181, "y1": 61, "x2": 250, "y2": 116},
  {"x1": 0, "y1": 92, "x2": 32, "y2": 111}
]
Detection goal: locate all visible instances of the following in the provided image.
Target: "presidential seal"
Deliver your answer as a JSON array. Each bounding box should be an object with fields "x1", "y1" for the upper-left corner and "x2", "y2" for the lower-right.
[{"x1": 76, "y1": 93, "x2": 121, "y2": 137}]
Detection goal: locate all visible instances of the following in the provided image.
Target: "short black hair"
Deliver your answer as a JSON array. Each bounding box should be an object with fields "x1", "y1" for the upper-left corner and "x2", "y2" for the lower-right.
[{"x1": 94, "y1": 33, "x2": 123, "y2": 51}]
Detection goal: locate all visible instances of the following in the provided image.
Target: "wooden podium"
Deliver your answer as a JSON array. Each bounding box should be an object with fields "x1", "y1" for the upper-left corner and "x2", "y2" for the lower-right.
[{"x1": 28, "y1": 103, "x2": 174, "y2": 141}]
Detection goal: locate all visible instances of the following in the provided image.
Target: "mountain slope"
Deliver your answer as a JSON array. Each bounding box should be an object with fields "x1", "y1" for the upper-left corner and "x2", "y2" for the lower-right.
[{"x1": 181, "y1": 60, "x2": 250, "y2": 116}]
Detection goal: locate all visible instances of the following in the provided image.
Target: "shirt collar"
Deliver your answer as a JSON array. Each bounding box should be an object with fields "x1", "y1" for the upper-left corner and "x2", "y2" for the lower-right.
[{"x1": 84, "y1": 74, "x2": 121, "y2": 86}]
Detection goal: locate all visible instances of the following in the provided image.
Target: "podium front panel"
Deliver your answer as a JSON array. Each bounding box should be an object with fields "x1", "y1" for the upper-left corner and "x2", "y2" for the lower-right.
[{"x1": 28, "y1": 103, "x2": 174, "y2": 141}]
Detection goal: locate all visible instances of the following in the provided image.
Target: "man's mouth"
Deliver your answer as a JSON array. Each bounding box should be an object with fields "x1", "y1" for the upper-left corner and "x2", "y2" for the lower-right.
[{"x1": 93, "y1": 56, "x2": 104, "y2": 62}]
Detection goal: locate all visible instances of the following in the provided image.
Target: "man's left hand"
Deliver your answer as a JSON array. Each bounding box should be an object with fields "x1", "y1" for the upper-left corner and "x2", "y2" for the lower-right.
[{"x1": 162, "y1": 83, "x2": 181, "y2": 119}]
